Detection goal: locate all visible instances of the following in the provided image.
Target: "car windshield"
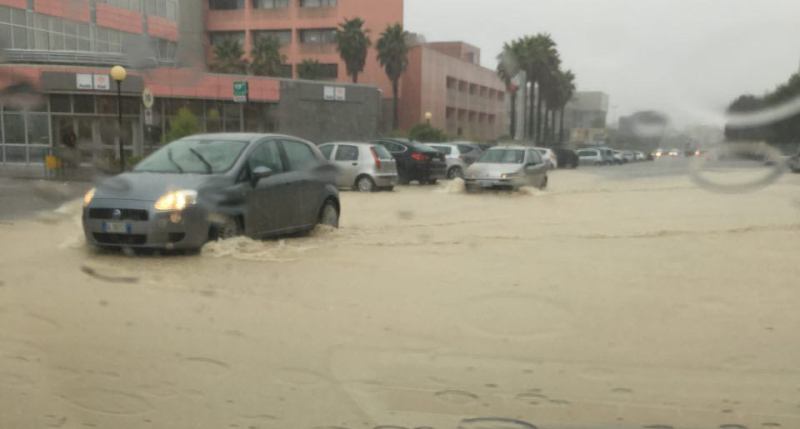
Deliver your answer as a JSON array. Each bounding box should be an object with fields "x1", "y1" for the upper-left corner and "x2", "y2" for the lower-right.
[
  {"x1": 478, "y1": 149, "x2": 525, "y2": 164},
  {"x1": 134, "y1": 139, "x2": 248, "y2": 174}
]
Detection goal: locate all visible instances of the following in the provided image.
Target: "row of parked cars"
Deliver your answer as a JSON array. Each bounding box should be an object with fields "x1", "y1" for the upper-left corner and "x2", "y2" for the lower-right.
[
  {"x1": 576, "y1": 147, "x2": 651, "y2": 165},
  {"x1": 80, "y1": 133, "x2": 592, "y2": 252},
  {"x1": 318, "y1": 138, "x2": 586, "y2": 193}
]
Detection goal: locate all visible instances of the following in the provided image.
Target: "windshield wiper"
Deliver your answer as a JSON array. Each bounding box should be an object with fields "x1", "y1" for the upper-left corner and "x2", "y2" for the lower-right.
[
  {"x1": 189, "y1": 148, "x2": 213, "y2": 174},
  {"x1": 167, "y1": 149, "x2": 184, "y2": 173}
]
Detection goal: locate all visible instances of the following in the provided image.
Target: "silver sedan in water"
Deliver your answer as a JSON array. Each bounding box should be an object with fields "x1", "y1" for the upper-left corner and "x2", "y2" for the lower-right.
[
  {"x1": 82, "y1": 133, "x2": 340, "y2": 250},
  {"x1": 318, "y1": 142, "x2": 398, "y2": 192},
  {"x1": 464, "y1": 146, "x2": 549, "y2": 191}
]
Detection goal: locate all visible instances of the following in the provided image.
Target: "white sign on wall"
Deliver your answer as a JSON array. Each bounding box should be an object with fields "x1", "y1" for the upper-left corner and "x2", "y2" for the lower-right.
[
  {"x1": 76, "y1": 74, "x2": 93, "y2": 90},
  {"x1": 93, "y1": 74, "x2": 111, "y2": 90},
  {"x1": 324, "y1": 86, "x2": 347, "y2": 102},
  {"x1": 323, "y1": 86, "x2": 336, "y2": 101}
]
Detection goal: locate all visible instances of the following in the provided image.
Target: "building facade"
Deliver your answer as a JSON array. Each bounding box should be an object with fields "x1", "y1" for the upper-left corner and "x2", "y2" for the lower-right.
[
  {"x1": 400, "y1": 42, "x2": 507, "y2": 141},
  {"x1": 204, "y1": 0, "x2": 403, "y2": 95},
  {"x1": 0, "y1": 0, "x2": 382, "y2": 166},
  {"x1": 563, "y1": 91, "x2": 609, "y2": 145}
]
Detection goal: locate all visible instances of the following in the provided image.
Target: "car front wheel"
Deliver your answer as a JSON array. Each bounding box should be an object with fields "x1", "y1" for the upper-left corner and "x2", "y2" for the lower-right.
[{"x1": 318, "y1": 200, "x2": 340, "y2": 228}]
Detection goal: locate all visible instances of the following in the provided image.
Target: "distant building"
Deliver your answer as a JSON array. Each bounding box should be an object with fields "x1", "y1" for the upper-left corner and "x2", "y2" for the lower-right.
[
  {"x1": 563, "y1": 91, "x2": 609, "y2": 145},
  {"x1": 399, "y1": 41, "x2": 508, "y2": 141},
  {"x1": 204, "y1": 0, "x2": 403, "y2": 95}
]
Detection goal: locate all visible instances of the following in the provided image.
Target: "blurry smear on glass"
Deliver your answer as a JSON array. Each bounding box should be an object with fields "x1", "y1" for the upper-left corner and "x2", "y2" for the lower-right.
[{"x1": 690, "y1": 73, "x2": 800, "y2": 193}]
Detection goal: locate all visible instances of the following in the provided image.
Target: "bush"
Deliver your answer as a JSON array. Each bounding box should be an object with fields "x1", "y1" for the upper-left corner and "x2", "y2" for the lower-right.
[
  {"x1": 408, "y1": 123, "x2": 448, "y2": 142},
  {"x1": 165, "y1": 107, "x2": 201, "y2": 143}
]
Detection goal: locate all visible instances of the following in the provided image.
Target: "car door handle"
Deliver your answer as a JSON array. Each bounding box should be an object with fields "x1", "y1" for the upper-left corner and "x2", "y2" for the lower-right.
[{"x1": 352, "y1": 162, "x2": 358, "y2": 166}]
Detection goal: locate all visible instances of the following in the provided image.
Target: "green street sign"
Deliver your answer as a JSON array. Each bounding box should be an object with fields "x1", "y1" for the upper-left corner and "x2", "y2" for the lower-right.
[{"x1": 233, "y1": 81, "x2": 248, "y2": 103}]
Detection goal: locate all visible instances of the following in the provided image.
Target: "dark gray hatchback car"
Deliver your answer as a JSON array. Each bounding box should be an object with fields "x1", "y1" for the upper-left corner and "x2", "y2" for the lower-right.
[{"x1": 82, "y1": 133, "x2": 340, "y2": 250}]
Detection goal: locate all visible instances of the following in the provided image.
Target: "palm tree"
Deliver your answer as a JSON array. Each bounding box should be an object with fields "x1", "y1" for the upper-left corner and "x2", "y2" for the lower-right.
[
  {"x1": 297, "y1": 59, "x2": 323, "y2": 80},
  {"x1": 497, "y1": 42, "x2": 523, "y2": 138},
  {"x1": 376, "y1": 23, "x2": 410, "y2": 130},
  {"x1": 335, "y1": 17, "x2": 371, "y2": 83},
  {"x1": 250, "y1": 35, "x2": 287, "y2": 77},
  {"x1": 524, "y1": 34, "x2": 560, "y2": 144},
  {"x1": 211, "y1": 38, "x2": 248, "y2": 74},
  {"x1": 556, "y1": 70, "x2": 576, "y2": 144}
]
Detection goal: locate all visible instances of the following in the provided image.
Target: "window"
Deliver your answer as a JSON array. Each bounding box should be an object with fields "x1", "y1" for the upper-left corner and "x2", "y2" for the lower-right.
[
  {"x1": 281, "y1": 140, "x2": 318, "y2": 171},
  {"x1": 73, "y1": 95, "x2": 95, "y2": 114},
  {"x1": 527, "y1": 150, "x2": 542, "y2": 164},
  {"x1": 27, "y1": 114, "x2": 50, "y2": 145},
  {"x1": 253, "y1": 0, "x2": 289, "y2": 9},
  {"x1": 209, "y1": 0, "x2": 244, "y2": 10},
  {"x1": 430, "y1": 145, "x2": 452, "y2": 155},
  {"x1": 152, "y1": 38, "x2": 178, "y2": 61},
  {"x1": 335, "y1": 145, "x2": 359, "y2": 161},
  {"x1": 371, "y1": 145, "x2": 394, "y2": 160},
  {"x1": 299, "y1": 28, "x2": 336, "y2": 44},
  {"x1": 299, "y1": 0, "x2": 337, "y2": 7},
  {"x1": 457, "y1": 144, "x2": 475, "y2": 153},
  {"x1": 319, "y1": 144, "x2": 334, "y2": 160},
  {"x1": 379, "y1": 141, "x2": 406, "y2": 153},
  {"x1": 317, "y1": 63, "x2": 338, "y2": 79},
  {"x1": 3, "y1": 113, "x2": 25, "y2": 143},
  {"x1": 209, "y1": 31, "x2": 244, "y2": 47},
  {"x1": 103, "y1": 0, "x2": 142, "y2": 12},
  {"x1": 145, "y1": 0, "x2": 178, "y2": 19},
  {"x1": 50, "y1": 95, "x2": 71, "y2": 113},
  {"x1": 248, "y1": 141, "x2": 284, "y2": 174},
  {"x1": 254, "y1": 30, "x2": 291, "y2": 45}
]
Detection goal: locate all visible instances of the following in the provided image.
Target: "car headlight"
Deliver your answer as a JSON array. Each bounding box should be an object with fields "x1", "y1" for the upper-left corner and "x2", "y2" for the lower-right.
[
  {"x1": 501, "y1": 172, "x2": 519, "y2": 179},
  {"x1": 83, "y1": 188, "x2": 96, "y2": 207},
  {"x1": 154, "y1": 190, "x2": 198, "y2": 211}
]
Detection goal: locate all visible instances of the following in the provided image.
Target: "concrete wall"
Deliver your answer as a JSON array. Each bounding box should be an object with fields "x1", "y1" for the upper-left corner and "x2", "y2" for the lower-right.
[{"x1": 278, "y1": 80, "x2": 381, "y2": 144}]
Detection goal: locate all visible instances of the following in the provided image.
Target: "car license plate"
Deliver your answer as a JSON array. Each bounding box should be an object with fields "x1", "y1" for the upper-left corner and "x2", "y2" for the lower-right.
[{"x1": 103, "y1": 221, "x2": 131, "y2": 234}]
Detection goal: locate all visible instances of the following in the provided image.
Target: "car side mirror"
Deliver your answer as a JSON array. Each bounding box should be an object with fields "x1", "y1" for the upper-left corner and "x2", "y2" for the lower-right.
[{"x1": 251, "y1": 166, "x2": 273, "y2": 185}]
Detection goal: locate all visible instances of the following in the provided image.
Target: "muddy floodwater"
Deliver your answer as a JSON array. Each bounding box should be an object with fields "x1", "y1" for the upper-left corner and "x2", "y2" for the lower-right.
[{"x1": 1, "y1": 164, "x2": 800, "y2": 429}]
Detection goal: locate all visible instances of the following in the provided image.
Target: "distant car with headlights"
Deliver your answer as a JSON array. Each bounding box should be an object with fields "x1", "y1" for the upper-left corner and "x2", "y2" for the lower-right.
[
  {"x1": 464, "y1": 146, "x2": 548, "y2": 191},
  {"x1": 318, "y1": 142, "x2": 398, "y2": 192},
  {"x1": 82, "y1": 134, "x2": 340, "y2": 251}
]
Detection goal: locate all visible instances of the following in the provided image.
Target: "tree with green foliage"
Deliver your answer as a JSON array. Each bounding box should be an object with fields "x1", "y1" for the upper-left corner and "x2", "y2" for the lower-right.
[
  {"x1": 726, "y1": 72, "x2": 800, "y2": 145},
  {"x1": 497, "y1": 34, "x2": 562, "y2": 143},
  {"x1": 297, "y1": 59, "x2": 324, "y2": 80},
  {"x1": 409, "y1": 122, "x2": 447, "y2": 142},
  {"x1": 377, "y1": 23, "x2": 410, "y2": 130},
  {"x1": 210, "y1": 38, "x2": 248, "y2": 74},
  {"x1": 335, "y1": 17, "x2": 371, "y2": 83},
  {"x1": 165, "y1": 107, "x2": 201, "y2": 143},
  {"x1": 250, "y1": 35, "x2": 287, "y2": 77}
]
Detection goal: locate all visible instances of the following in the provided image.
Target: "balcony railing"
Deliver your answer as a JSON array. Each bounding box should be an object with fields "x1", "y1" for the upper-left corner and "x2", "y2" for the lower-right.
[{"x1": 4, "y1": 49, "x2": 133, "y2": 67}]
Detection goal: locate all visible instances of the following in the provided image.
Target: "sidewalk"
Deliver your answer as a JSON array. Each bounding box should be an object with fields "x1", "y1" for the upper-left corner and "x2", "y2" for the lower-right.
[{"x1": 0, "y1": 164, "x2": 98, "y2": 182}]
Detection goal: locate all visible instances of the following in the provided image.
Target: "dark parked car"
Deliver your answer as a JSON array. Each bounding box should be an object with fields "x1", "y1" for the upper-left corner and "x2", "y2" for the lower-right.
[
  {"x1": 82, "y1": 133, "x2": 340, "y2": 250},
  {"x1": 552, "y1": 147, "x2": 579, "y2": 169},
  {"x1": 373, "y1": 138, "x2": 447, "y2": 184}
]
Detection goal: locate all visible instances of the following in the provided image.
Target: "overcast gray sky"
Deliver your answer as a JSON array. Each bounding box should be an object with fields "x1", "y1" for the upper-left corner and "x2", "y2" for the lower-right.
[{"x1": 405, "y1": 0, "x2": 800, "y2": 128}]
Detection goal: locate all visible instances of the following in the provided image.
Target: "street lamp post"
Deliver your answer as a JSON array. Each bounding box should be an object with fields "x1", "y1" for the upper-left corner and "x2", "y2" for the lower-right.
[
  {"x1": 110, "y1": 65, "x2": 127, "y2": 172},
  {"x1": 425, "y1": 111, "x2": 432, "y2": 126}
]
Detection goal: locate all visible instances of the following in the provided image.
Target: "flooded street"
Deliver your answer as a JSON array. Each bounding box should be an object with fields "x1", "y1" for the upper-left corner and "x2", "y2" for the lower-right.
[{"x1": 2, "y1": 161, "x2": 800, "y2": 429}]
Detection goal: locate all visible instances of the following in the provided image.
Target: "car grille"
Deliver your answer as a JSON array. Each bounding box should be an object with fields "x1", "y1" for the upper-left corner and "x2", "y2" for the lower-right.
[
  {"x1": 93, "y1": 233, "x2": 147, "y2": 246},
  {"x1": 88, "y1": 208, "x2": 149, "y2": 221}
]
